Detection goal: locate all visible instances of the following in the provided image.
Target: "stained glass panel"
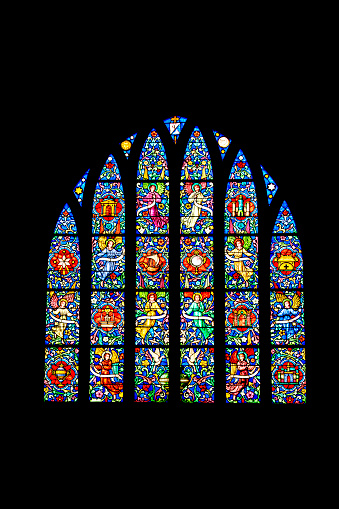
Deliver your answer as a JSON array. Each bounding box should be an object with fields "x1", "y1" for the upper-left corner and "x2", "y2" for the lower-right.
[
  {"x1": 180, "y1": 181, "x2": 213, "y2": 234},
  {"x1": 136, "y1": 182, "x2": 169, "y2": 234},
  {"x1": 228, "y1": 150, "x2": 253, "y2": 180},
  {"x1": 164, "y1": 115, "x2": 187, "y2": 143},
  {"x1": 120, "y1": 133, "x2": 137, "y2": 158},
  {"x1": 213, "y1": 131, "x2": 231, "y2": 159},
  {"x1": 44, "y1": 347, "x2": 79, "y2": 402},
  {"x1": 270, "y1": 235, "x2": 303, "y2": 289},
  {"x1": 225, "y1": 181, "x2": 258, "y2": 234},
  {"x1": 137, "y1": 130, "x2": 169, "y2": 180},
  {"x1": 180, "y1": 347, "x2": 214, "y2": 402},
  {"x1": 135, "y1": 348, "x2": 169, "y2": 402},
  {"x1": 46, "y1": 291, "x2": 80, "y2": 345},
  {"x1": 89, "y1": 347, "x2": 124, "y2": 402},
  {"x1": 136, "y1": 236, "x2": 169, "y2": 289},
  {"x1": 261, "y1": 166, "x2": 278, "y2": 205},
  {"x1": 92, "y1": 236, "x2": 125, "y2": 289},
  {"x1": 180, "y1": 236, "x2": 214, "y2": 289},
  {"x1": 73, "y1": 168, "x2": 90, "y2": 206},
  {"x1": 135, "y1": 291, "x2": 169, "y2": 345},
  {"x1": 225, "y1": 235, "x2": 258, "y2": 289},
  {"x1": 99, "y1": 154, "x2": 121, "y2": 180},
  {"x1": 271, "y1": 348, "x2": 306, "y2": 403},
  {"x1": 181, "y1": 127, "x2": 212, "y2": 180},
  {"x1": 180, "y1": 291, "x2": 214, "y2": 345},
  {"x1": 91, "y1": 291, "x2": 125, "y2": 346},
  {"x1": 225, "y1": 347, "x2": 260, "y2": 403},
  {"x1": 270, "y1": 291, "x2": 304, "y2": 345},
  {"x1": 225, "y1": 291, "x2": 259, "y2": 346},
  {"x1": 272, "y1": 200, "x2": 297, "y2": 234},
  {"x1": 92, "y1": 181, "x2": 125, "y2": 234}
]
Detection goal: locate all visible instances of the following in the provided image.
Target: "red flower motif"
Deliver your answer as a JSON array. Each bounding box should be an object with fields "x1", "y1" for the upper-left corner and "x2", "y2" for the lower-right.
[
  {"x1": 105, "y1": 162, "x2": 114, "y2": 169},
  {"x1": 182, "y1": 248, "x2": 210, "y2": 275},
  {"x1": 50, "y1": 249, "x2": 79, "y2": 275}
]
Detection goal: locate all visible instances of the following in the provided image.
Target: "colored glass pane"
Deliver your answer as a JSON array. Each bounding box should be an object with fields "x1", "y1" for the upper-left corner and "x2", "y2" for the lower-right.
[
  {"x1": 180, "y1": 236, "x2": 214, "y2": 289},
  {"x1": 228, "y1": 150, "x2": 253, "y2": 180},
  {"x1": 137, "y1": 130, "x2": 169, "y2": 180},
  {"x1": 225, "y1": 235, "x2": 258, "y2": 289},
  {"x1": 225, "y1": 180, "x2": 258, "y2": 234},
  {"x1": 180, "y1": 347, "x2": 214, "y2": 402},
  {"x1": 225, "y1": 347, "x2": 260, "y2": 403},
  {"x1": 53, "y1": 204, "x2": 78, "y2": 235},
  {"x1": 92, "y1": 235, "x2": 125, "y2": 289},
  {"x1": 270, "y1": 235, "x2": 303, "y2": 289},
  {"x1": 92, "y1": 181, "x2": 125, "y2": 234},
  {"x1": 180, "y1": 291, "x2": 214, "y2": 345},
  {"x1": 136, "y1": 236, "x2": 169, "y2": 289},
  {"x1": 91, "y1": 291, "x2": 125, "y2": 346},
  {"x1": 225, "y1": 291, "x2": 259, "y2": 346},
  {"x1": 44, "y1": 347, "x2": 79, "y2": 402},
  {"x1": 213, "y1": 131, "x2": 231, "y2": 159},
  {"x1": 135, "y1": 291, "x2": 169, "y2": 345},
  {"x1": 261, "y1": 166, "x2": 278, "y2": 205},
  {"x1": 99, "y1": 154, "x2": 121, "y2": 180},
  {"x1": 46, "y1": 291, "x2": 80, "y2": 345},
  {"x1": 120, "y1": 133, "x2": 137, "y2": 158},
  {"x1": 89, "y1": 347, "x2": 124, "y2": 402},
  {"x1": 164, "y1": 115, "x2": 187, "y2": 143},
  {"x1": 180, "y1": 181, "x2": 213, "y2": 234},
  {"x1": 47, "y1": 235, "x2": 80, "y2": 289},
  {"x1": 272, "y1": 200, "x2": 297, "y2": 234},
  {"x1": 270, "y1": 290, "x2": 304, "y2": 345},
  {"x1": 135, "y1": 348, "x2": 169, "y2": 402},
  {"x1": 73, "y1": 168, "x2": 90, "y2": 206},
  {"x1": 181, "y1": 127, "x2": 212, "y2": 180},
  {"x1": 136, "y1": 182, "x2": 169, "y2": 234},
  {"x1": 271, "y1": 348, "x2": 306, "y2": 404}
]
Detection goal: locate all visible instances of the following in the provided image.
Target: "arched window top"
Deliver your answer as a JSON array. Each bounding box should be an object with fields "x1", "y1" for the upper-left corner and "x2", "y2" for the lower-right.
[
  {"x1": 273, "y1": 200, "x2": 297, "y2": 234},
  {"x1": 181, "y1": 126, "x2": 212, "y2": 180},
  {"x1": 137, "y1": 129, "x2": 168, "y2": 180},
  {"x1": 228, "y1": 150, "x2": 253, "y2": 180},
  {"x1": 53, "y1": 203, "x2": 77, "y2": 235},
  {"x1": 99, "y1": 154, "x2": 121, "y2": 181}
]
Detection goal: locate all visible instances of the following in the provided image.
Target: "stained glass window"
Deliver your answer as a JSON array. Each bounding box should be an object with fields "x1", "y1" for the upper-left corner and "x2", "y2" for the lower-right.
[
  {"x1": 45, "y1": 203, "x2": 80, "y2": 401},
  {"x1": 135, "y1": 130, "x2": 169, "y2": 402},
  {"x1": 180, "y1": 127, "x2": 214, "y2": 403},
  {"x1": 44, "y1": 113, "x2": 307, "y2": 407},
  {"x1": 90, "y1": 154, "x2": 125, "y2": 402},
  {"x1": 225, "y1": 150, "x2": 260, "y2": 403},
  {"x1": 270, "y1": 201, "x2": 306, "y2": 403}
]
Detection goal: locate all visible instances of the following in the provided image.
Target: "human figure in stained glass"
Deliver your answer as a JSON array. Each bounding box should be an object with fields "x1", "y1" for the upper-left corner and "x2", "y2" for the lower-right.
[
  {"x1": 226, "y1": 238, "x2": 255, "y2": 287},
  {"x1": 181, "y1": 183, "x2": 209, "y2": 230},
  {"x1": 274, "y1": 295, "x2": 301, "y2": 341},
  {"x1": 91, "y1": 350, "x2": 123, "y2": 400},
  {"x1": 137, "y1": 184, "x2": 168, "y2": 231},
  {"x1": 183, "y1": 292, "x2": 213, "y2": 344},
  {"x1": 226, "y1": 349, "x2": 259, "y2": 400},
  {"x1": 95, "y1": 237, "x2": 125, "y2": 287},
  {"x1": 50, "y1": 292, "x2": 75, "y2": 340},
  {"x1": 136, "y1": 293, "x2": 167, "y2": 344}
]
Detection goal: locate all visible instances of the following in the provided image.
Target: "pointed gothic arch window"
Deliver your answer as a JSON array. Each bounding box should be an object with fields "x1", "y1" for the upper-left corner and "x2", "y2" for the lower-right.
[{"x1": 43, "y1": 114, "x2": 306, "y2": 405}]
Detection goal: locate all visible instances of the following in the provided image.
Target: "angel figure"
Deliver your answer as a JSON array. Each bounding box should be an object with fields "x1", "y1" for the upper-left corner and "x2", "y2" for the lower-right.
[
  {"x1": 50, "y1": 292, "x2": 76, "y2": 341},
  {"x1": 274, "y1": 292, "x2": 302, "y2": 342},
  {"x1": 135, "y1": 292, "x2": 167, "y2": 344},
  {"x1": 183, "y1": 292, "x2": 213, "y2": 344},
  {"x1": 91, "y1": 349, "x2": 123, "y2": 400},
  {"x1": 95, "y1": 237, "x2": 124, "y2": 287},
  {"x1": 181, "y1": 182, "x2": 211, "y2": 231},
  {"x1": 226, "y1": 349, "x2": 259, "y2": 400},
  {"x1": 226, "y1": 237, "x2": 255, "y2": 287},
  {"x1": 137, "y1": 183, "x2": 168, "y2": 231}
]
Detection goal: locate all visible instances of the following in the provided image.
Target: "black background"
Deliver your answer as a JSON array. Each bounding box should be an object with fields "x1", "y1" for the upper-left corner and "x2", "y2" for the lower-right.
[{"x1": 12, "y1": 28, "x2": 332, "y2": 485}]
